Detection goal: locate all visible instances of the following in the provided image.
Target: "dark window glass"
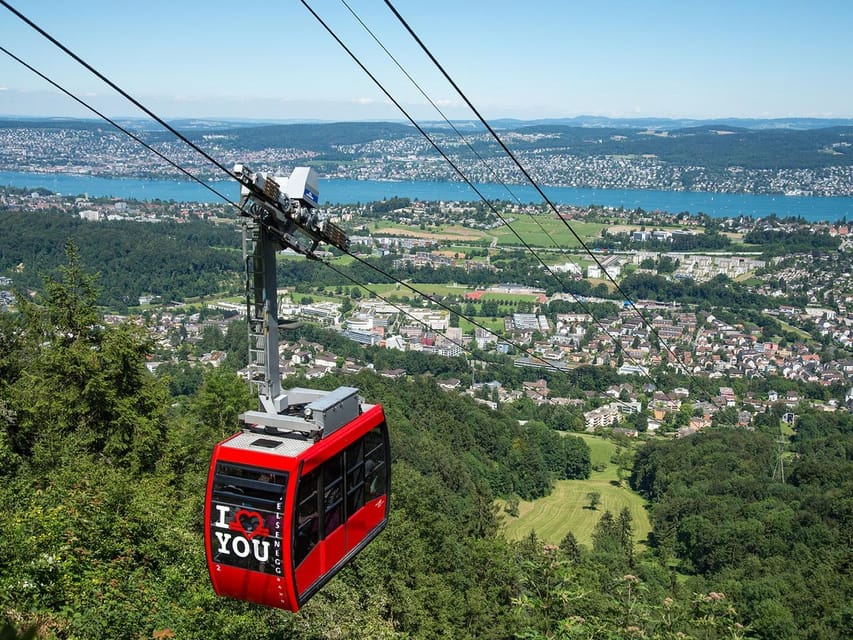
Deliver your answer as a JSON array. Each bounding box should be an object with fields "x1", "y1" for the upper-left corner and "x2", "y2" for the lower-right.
[
  {"x1": 323, "y1": 453, "x2": 344, "y2": 535},
  {"x1": 346, "y1": 438, "x2": 365, "y2": 516},
  {"x1": 294, "y1": 468, "x2": 320, "y2": 567},
  {"x1": 291, "y1": 425, "x2": 388, "y2": 569},
  {"x1": 209, "y1": 463, "x2": 287, "y2": 576},
  {"x1": 343, "y1": 426, "x2": 387, "y2": 518},
  {"x1": 364, "y1": 427, "x2": 387, "y2": 499}
]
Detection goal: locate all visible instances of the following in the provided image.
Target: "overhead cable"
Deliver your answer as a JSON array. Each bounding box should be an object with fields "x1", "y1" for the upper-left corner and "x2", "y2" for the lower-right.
[
  {"x1": 0, "y1": 0, "x2": 239, "y2": 185},
  {"x1": 382, "y1": 0, "x2": 691, "y2": 376},
  {"x1": 0, "y1": 44, "x2": 240, "y2": 210},
  {"x1": 6, "y1": 0, "x2": 666, "y2": 385},
  {"x1": 2, "y1": 35, "x2": 560, "y2": 374},
  {"x1": 337, "y1": 0, "x2": 652, "y2": 373},
  {"x1": 340, "y1": 0, "x2": 596, "y2": 298},
  {"x1": 302, "y1": 0, "x2": 665, "y2": 386}
]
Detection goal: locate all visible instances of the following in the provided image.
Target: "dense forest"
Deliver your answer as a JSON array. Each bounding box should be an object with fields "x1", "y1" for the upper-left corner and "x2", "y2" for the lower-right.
[
  {"x1": 0, "y1": 212, "x2": 610, "y2": 308},
  {"x1": 741, "y1": 228, "x2": 842, "y2": 256},
  {"x1": 632, "y1": 418, "x2": 853, "y2": 639},
  {"x1": 593, "y1": 228, "x2": 733, "y2": 253},
  {"x1": 618, "y1": 273, "x2": 775, "y2": 311},
  {"x1": 0, "y1": 211, "x2": 241, "y2": 311}
]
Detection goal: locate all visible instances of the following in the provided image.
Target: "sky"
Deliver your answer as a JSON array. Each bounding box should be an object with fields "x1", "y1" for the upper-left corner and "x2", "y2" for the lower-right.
[{"x1": 1, "y1": 0, "x2": 852, "y2": 123}]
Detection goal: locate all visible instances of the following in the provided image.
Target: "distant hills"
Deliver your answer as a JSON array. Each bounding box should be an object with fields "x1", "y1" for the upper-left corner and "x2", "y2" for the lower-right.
[
  {"x1": 4, "y1": 114, "x2": 853, "y2": 132},
  {"x1": 487, "y1": 124, "x2": 853, "y2": 170},
  {"x1": 485, "y1": 115, "x2": 853, "y2": 131},
  {"x1": 3, "y1": 116, "x2": 853, "y2": 172},
  {"x1": 186, "y1": 119, "x2": 853, "y2": 171}
]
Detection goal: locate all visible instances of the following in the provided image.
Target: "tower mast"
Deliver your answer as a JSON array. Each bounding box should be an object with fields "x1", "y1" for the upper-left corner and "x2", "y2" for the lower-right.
[{"x1": 232, "y1": 164, "x2": 351, "y2": 432}]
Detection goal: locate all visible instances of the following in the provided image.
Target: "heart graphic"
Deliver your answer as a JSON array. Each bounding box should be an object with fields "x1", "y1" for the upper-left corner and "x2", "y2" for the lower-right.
[{"x1": 229, "y1": 509, "x2": 270, "y2": 539}]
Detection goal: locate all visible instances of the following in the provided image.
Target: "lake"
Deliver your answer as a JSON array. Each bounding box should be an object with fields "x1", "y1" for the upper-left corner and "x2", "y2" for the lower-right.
[{"x1": 1, "y1": 170, "x2": 851, "y2": 222}]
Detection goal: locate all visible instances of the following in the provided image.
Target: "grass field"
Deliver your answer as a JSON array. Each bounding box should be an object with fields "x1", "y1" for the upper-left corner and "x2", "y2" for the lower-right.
[
  {"x1": 586, "y1": 278, "x2": 617, "y2": 293},
  {"x1": 499, "y1": 433, "x2": 652, "y2": 548},
  {"x1": 480, "y1": 292, "x2": 541, "y2": 303},
  {"x1": 492, "y1": 219, "x2": 605, "y2": 248},
  {"x1": 775, "y1": 317, "x2": 812, "y2": 340},
  {"x1": 370, "y1": 222, "x2": 490, "y2": 242},
  {"x1": 314, "y1": 282, "x2": 542, "y2": 306},
  {"x1": 459, "y1": 316, "x2": 504, "y2": 333},
  {"x1": 577, "y1": 433, "x2": 617, "y2": 476}
]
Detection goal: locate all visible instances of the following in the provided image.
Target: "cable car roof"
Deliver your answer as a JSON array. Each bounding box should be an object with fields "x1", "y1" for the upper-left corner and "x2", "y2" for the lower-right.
[{"x1": 220, "y1": 431, "x2": 315, "y2": 458}]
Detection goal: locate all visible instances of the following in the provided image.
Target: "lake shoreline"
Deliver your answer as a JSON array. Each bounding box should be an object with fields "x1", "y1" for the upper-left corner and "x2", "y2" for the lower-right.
[{"x1": 2, "y1": 171, "x2": 851, "y2": 222}]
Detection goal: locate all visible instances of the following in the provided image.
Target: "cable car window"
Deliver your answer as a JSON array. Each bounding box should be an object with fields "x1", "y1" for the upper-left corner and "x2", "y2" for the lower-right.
[
  {"x1": 323, "y1": 453, "x2": 344, "y2": 535},
  {"x1": 364, "y1": 427, "x2": 387, "y2": 499},
  {"x1": 346, "y1": 438, "x2": 365, "y2": 516},
  {"x1": 209, "y1": 463, "x2": 287, "y2": 575},
  {"x1": 294, "y1": 468, "x2": 320, "y2": 567}
]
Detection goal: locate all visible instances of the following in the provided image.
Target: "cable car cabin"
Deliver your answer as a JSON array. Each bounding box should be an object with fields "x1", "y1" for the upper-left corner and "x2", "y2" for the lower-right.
[{"x1": 205, "y1": 386, "x2": 390, "y2": 611}]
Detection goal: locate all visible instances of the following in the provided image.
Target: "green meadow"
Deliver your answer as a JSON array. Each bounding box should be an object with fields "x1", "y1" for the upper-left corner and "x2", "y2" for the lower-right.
[
  {"x1": 500, "y1": 433, "x2": 652, "y2": 548},
  {"x1": 459, "y1": 316, "x2": 504, "y2": 333},
  {"x1": 491, "y1": 219, "x2": 606, "y2": 248},
  {"x1": 480, "y1": 292, "x2": 541, "y2": 303}
]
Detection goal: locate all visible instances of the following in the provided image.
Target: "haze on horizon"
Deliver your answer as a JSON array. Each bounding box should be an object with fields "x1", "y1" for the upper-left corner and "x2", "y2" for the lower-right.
[{"x1": 1, "y1": 0, "x2": 852, "y2": 123}]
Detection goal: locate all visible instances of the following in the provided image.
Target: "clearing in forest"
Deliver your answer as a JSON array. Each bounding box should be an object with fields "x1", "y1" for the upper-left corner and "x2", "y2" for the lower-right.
[{"x1": 500, "y1": 433, "x2": 651, "y2": 548}]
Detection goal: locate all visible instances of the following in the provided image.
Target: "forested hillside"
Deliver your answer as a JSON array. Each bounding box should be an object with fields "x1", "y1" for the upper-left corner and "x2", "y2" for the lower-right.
[
  {"x1": 0, "y1": 211, "x2": 240, "y2": 311},
  {"x1": 0, "y1": 211, "x2": 613, "y2": 311},
  {"x1": 189, "y1": 121, "x2": 853, "y2": 170},
  {"x1": 508, "y1": 125, "x2": 853, "y2": 170},
  {"x1": 3, "y1": 249, "x2": 850, "y2": 639},
  {"x1": 186, "y1": 122, "x2": 416, "y2": 155},
  {"x1": 632, "y1": 422, "x2": 853, "y2": 639}
]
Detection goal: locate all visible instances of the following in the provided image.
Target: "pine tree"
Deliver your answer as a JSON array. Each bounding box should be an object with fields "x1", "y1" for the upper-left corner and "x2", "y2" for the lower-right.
[
  {"x1": 617, "y1": 506, "x2": 635, "y2": 565},
  {"x1": 7, "y1": 242, "x2": 169, "y2": 472},
  {"x1": 592, "y1": 510, "x2": 621, "y2": 555},
  {"x1": 559, "y1": 531, "x2": 581, "y2": 562}
]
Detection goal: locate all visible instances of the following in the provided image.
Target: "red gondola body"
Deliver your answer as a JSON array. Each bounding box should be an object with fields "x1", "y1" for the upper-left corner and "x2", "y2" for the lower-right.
[
  {"x1": 206, "y1": 168, "x2": 390, "y2": 610},
  {"x1": 204, "y1": 389, "x2": 389, "y2": 611}
]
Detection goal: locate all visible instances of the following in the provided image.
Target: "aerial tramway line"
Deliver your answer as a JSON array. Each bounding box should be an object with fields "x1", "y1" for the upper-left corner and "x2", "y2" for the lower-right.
[
  {"x1": 1, "y1": 0, "x2": 698, "y2": 611},
  {"x1": 204, "y1": 166, "x2": 390, "y2": 611}
]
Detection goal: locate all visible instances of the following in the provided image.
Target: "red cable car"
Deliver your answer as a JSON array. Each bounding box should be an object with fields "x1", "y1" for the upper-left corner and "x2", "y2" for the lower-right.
[
  {"x1": 205, "y1": 166, "x2": 389, "y2": 610},
  {"x1": 205, "y1": 386, "x2": 390, "y2": 611}
]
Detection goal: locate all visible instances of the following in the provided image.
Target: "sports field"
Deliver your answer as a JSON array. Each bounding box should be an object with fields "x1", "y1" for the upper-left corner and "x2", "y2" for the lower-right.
[
  {"x1": 491, "y1": 219, "x2": 605, "y2": 248},
  {"x1": 459, "y1": 317, "x2": 504, "y2": 333},
  {"x1": 370, "y1": 222, "x2": 490, "y2": 242},
  {"x1": 500, "y1": 433, "x2": 651, "y2": 547}
]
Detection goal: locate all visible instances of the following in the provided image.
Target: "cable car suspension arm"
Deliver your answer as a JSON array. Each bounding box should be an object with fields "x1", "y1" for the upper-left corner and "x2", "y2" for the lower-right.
[{"x1": 233, "y1": 164, "x2": 348, "y2": 259}]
